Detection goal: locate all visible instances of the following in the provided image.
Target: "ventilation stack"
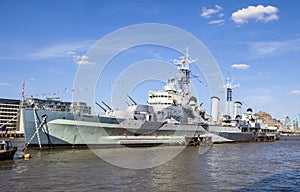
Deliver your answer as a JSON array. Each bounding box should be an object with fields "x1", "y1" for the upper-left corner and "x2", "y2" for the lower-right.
[
  {"x1": 234, "y1": 101, "x2": 242, "y2": 119},
  {"x1": 210, "y1": 96, "x2": 220, "y2": 123}
]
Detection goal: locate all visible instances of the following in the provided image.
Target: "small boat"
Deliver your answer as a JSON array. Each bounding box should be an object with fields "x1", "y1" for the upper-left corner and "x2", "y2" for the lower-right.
[{"x1": 0, "y1": 140, "x2": 17, "y2": 160}]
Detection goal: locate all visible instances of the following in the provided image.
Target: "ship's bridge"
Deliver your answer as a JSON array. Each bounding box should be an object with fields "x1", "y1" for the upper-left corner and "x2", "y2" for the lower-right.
[
  {"x1": 147, "y1": 90, "x2": 182, "y2": 112},
  {"x1": 147, "y1": 77, "x2": 184, "y2": 112}
]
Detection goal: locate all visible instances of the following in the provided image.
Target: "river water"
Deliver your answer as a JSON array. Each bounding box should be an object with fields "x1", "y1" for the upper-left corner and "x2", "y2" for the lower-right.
[{"x1": 0, "y1": 137, "x2": 299, "y2": 192}]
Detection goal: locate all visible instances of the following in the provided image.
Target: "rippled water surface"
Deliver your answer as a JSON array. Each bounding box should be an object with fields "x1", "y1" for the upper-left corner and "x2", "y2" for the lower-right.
[{"x1": 0, "y1": 137, "x2": 299, "y2": 192}]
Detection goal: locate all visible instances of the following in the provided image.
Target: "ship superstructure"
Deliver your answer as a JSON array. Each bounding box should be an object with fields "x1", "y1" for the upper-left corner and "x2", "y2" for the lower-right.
[
  {"x1": 147, "y1": 48, "x2": 196, "y2": 112},
  {"x1": 147, "y1": 48, "x2": 206, "y2": 123}
]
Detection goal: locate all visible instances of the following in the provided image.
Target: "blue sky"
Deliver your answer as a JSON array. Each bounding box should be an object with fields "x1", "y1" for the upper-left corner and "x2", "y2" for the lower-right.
[{"x1": 1, "y1": 0, "x2": 300, "y2": 120}]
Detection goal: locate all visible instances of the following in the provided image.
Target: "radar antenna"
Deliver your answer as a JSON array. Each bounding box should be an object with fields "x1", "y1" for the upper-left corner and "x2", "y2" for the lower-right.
[
  {"x1": 173, "y1": 48, "x2": 197, "y2": 97},
  {"x1": 225, "y1": 76, "x2": 239, "y2": 118}
]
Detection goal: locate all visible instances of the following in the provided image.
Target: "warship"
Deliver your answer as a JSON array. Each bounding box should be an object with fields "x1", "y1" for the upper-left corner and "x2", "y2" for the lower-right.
[{"x1": 20, "y1": 49, "x2": 260, "y2": 148}]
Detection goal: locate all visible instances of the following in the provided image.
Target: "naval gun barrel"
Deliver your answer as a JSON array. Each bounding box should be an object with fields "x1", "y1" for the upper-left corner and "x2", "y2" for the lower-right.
[
  {"x1": 125, "y1": 100, "x2": 130, "y2": 106},
  {"x1": 101, "y1": 101, "x2": 113, "y2": 111},
  {"x1": 95, "y1": 102, "x2": 107, "y2": 112},
  {"x1": 127, "y1": 95, "x2": 137, "y2": 105}
]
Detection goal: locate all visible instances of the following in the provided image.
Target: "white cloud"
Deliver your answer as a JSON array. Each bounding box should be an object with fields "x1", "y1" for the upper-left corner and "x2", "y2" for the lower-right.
[
  {"x1": 73, "y1": 55, "x2": 81, "y2": 61},
  {"x1": 218, "y1": 13, "x2": 225, "y2": 18},
  {"x1": 75, "y1": 55, "x2": 95, "y2": 65},
  {"x1": 29, "y1": 40, "x2": 99, "y2": 65},
  {"x1": 257, "y1": 72, "x2": 272, "y2": 78},
  {"x1": 208, "y1": 19, "x2": 225, "y2": 25},
  {"x1": 31, "y1": 40, "x2": 95, "y2": 60},
  {"x1": 289, "y1": 90, "x2": 300, "y2": 95},
  {"x1": 231, "y1": 5, "x2": 279, "y2": 25},
  {"x1": 65, "y1": 51, "x2": 77, "y2": 56},
  {"x1": 201, "y1": 5, "x2": 223, "y2": 18},
  {"x1": 0, "y1": 82, "x2": 12, "y2": 86},
  {"x1": 247, "y1": 38, "x2": 300, "y2": 57},
  {"x1": 250, "y1": 42, "x2": 281, "y2": 55},
  {"x1": 231, "y1": 64, "x2": 250, "y2": 70}
]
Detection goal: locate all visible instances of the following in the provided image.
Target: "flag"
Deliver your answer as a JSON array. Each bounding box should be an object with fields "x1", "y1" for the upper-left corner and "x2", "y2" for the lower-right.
[{"x1": 22, "y1": 80, "x2": 25, "y2": 98}]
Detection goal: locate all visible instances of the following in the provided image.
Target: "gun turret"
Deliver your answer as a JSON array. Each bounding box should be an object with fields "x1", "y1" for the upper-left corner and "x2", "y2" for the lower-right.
[
  {"x1": 125, "y1": 100, "x2": 130, "y2": 106},
  {"x1": 101, "y1": 101, "x2": 113, "y2": 111},
  {"x1": 95, "y1": 102, "x2": 107, "y2": 112},
  {"x1": 127, "y1": 95, "x2": 137, "y2": 105}
]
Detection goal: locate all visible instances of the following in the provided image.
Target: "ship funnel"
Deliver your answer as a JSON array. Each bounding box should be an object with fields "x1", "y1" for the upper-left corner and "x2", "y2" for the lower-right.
[
  {"x1": 234, "y1": 101, "x2": 242, "y2": 119},
  {"x1": 210, "y1": 96, "x2": 220, "y2": 123}
]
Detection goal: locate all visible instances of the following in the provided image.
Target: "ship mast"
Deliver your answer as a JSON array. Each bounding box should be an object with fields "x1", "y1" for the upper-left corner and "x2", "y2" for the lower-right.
[
  {"x1": 225, "y1": 76, "x2": 239, "y2": 118},
  {"x1": 173, "y1": 48, "x2": 197, "y2": 98}
]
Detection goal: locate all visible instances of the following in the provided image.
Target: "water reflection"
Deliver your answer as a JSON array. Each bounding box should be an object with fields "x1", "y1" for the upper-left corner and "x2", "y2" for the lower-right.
[
  {"x1": 91, "y1": 145, "x2": 188, "y2": 169},
  {"x1": 0, "y1": 160, "x2": 15, "y2": 171},
  {"x1": 0, "y1": 137, "x2": 299, "y2": 191},
  {"x1": 233, "y1": 171, "x2": 300, "y2": 192}
]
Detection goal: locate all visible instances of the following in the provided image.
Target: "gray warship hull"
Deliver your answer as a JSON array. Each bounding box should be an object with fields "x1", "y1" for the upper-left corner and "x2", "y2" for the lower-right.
[{"x1": 20, "y1": 108, "x2": 255, "y2": 147}]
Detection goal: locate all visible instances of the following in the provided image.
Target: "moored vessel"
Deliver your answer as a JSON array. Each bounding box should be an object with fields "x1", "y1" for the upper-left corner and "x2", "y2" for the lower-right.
[
  {"x1": 0, "y1": 140, "x2": 17, "y2": 160},
  {"x1": 20, "y1": 49, "x2": 262, "y2": 148}
]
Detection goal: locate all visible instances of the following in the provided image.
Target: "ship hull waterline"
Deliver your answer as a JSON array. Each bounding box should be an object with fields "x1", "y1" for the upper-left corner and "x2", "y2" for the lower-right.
[{"x1": 20, "y1": 109, "x2": 255, "y2": 148}]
